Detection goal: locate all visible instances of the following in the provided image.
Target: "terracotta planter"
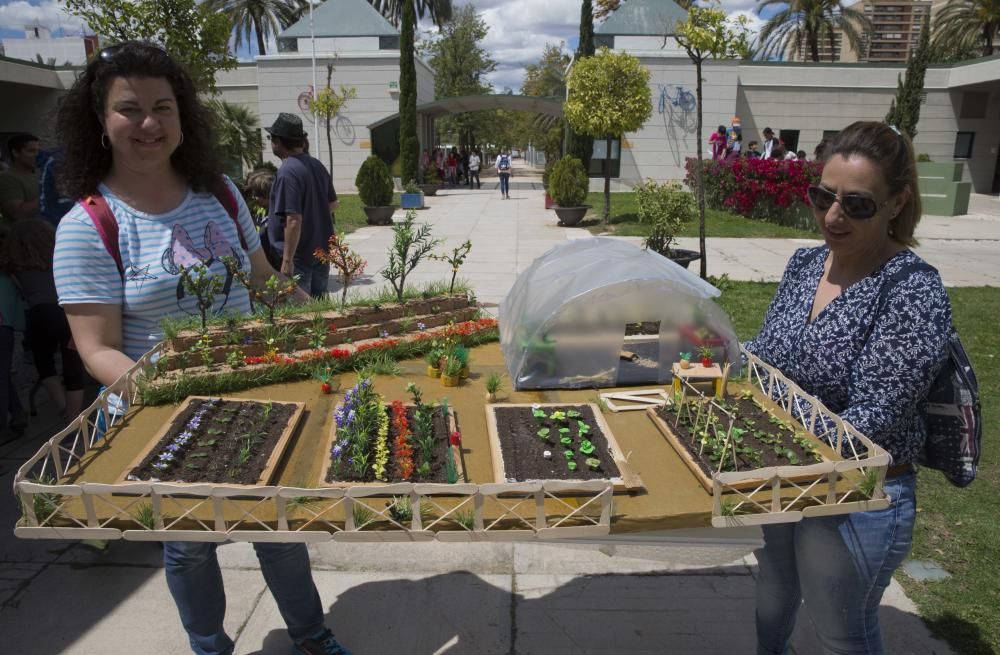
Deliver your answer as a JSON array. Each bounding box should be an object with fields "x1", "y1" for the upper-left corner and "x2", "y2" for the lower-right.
[
  {"x1": 679, "y1": 359, "x2": 691, "y2": 370},
  {"x1": 426, "y1": 365, "x2": 441, "y2": 378},
  {"x1": 544, "y1": 193, "x2": 555, "y2": 209},
  {"x1": 553, "y1": 205, "x2": 590, "y2": 227},
  {"x1": 441, "y1": 374, "x2": 460, "y2": 387},
  {"x1": 362, "y1": 205, "x2": 396, "y2": 225}
]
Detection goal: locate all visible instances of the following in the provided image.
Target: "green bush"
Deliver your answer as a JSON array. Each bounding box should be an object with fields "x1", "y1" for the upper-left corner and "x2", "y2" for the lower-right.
[
  {"x1": 636, "y1": 179, "x2": 695, "y2": 257},
  {"x1": 548, "y1": 156, "x2": 589, "y2": 207},
  {"x1": 917, "y1": 153, "x2": 932, "y2": 162},
  {"x1": 356, "y1": 156, "x2": 394, "y2": 207}
]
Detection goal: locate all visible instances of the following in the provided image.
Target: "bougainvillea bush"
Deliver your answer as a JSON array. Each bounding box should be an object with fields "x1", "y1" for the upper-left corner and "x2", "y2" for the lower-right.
[{"x1": 684, "y1": 157, "x2": 823, "y2": 229}]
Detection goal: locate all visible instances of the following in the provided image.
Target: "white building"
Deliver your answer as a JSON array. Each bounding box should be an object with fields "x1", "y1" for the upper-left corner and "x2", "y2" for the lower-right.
[{"x1": 0, "y1": 25, "x2": 97, "y2": 66}]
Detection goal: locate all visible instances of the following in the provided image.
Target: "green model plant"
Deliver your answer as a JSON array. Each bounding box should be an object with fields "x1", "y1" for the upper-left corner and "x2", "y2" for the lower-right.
[
  {"x1": 223, "y1": 257, "x2": 300, "y2": 326},
  {"x1": 178, "y1": 264, "x2": 225, "y2": 332},
  {"x1": 429, "y1": 240, "x2": 472, "y2": 294},
  {"x1": 381, "y1": 210, "x2": 442, "y2": 303}
]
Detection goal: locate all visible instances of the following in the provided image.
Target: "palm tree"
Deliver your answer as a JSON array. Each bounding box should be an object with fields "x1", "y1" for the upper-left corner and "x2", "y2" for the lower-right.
[
  {"x1": 207, "y1": 0, "x2": 307, "y2": 57},
  {"x1": 366, "y1": 0, "x2": 453, "y2": 28},
  {"x1": 756, "y1": 0, "x2": 870, "y2": 62},
  {"x1": 933, "y1": 0, "x2": 1000, "y2": 58},
  {"x1": 208, "y1": 99, "x2": 264, "y2": 171}
]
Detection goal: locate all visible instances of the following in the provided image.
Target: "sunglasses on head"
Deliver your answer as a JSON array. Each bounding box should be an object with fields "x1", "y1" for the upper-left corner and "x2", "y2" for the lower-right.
[
  {"x1": 807, "y1": 185, "x2": 891, "y2": 220},
  {"x1": 97, "y1": 43, "x2": 167, "y2": 64}
]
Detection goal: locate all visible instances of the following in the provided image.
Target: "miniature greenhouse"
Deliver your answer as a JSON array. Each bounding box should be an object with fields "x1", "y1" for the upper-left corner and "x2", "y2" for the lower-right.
[{"x1": 499, "y1": 238, "x2": 740, "y2": 390}]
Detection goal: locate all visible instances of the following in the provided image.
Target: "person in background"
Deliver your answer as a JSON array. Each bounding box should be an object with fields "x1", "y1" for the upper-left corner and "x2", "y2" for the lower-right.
[
  {"x1": 266, "y1": 112, "x2": 339, "y2": 299},
  {"x1": 0, "y1": 225, "x2": 28, "y2": 445},
  {"x1": 446, "y1": 149, "x2": 458, "y2": 185},
  {"x1": 748, "y1": 121, "x2": 950, "y2": 655},
  {"x1": 814, "y1": 139, "x2": 831, "y2": 163},
  {"x1": 495, "y1": 148, "x2": 513, "y2": 199},
  {"x1": 785, "y1": 148, "x2": 800, "y2": 161},
  {"x1": 761, "y1": 127, "x2": 780, "y2": 160},
  {"x1": 710, "y1": 125, "x2": 727, "y2": 161},
  {"x1": 38, "y1": 147, "x2": 75, "y2": 226},
  {"x1": 3, "y1": 218, "x2": 84, "y2": 425},
  {"x1": 726, "y1": 133, "x2": 743, "y2": 160},
  {"x1": 467, "y1": 149, "x2": 481, "y2": 189},
  {"x1": 52, "y1": 41, "x2": 350, "y2": 655},
  {"x1": 0, "y1": 133, "x2": 42, "y2": 224},
  {"x1": 747, "y1": 141, "x2": 761, "y2": 159}
]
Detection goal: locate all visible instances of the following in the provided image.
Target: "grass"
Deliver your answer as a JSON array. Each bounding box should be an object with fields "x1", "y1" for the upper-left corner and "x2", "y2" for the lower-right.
[
  {"x1": 335, "y1": 193, "x2": 402, "y2": 235},
  {"x1": 716, "y1": 281, "x2": 1000, "y2": 654},
  {"x1": 580, "y1": 192, "x2": 817, "y2": 239}
]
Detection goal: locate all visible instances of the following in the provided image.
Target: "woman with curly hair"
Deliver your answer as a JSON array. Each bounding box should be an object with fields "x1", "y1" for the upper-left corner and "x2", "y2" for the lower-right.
[
  {"x1": 52, "y1": 42, "x2": 350, "y2": 655},
  {"x1": 3, "y1": 218, "x2": 84, "y2": 424}
]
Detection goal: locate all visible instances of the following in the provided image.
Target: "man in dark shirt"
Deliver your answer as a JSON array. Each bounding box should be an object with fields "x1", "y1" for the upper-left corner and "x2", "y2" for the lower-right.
[
  {"x1": 0, "y1": 133, "x2": 41, "y2": 225},
  {"x1": 265, "y1": 113, "x2": 339, "y2": 298}
]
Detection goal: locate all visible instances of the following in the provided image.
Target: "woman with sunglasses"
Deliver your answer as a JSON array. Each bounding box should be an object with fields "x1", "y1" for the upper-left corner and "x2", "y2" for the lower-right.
[
  {"x1": 745, "y1": 121, "x2": 952, "y2": 654},
  {"x1": 51, "y1": 42, "x2": 350, "y2": 655}
]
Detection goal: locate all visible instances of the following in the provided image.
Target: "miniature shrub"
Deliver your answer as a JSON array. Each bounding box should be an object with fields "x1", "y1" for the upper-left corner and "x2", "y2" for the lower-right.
[
  {"x1": 548, "y1": 156, "x2": 589, "y2": 208},
  {"x1": 916, "y1": 153, "x2": 931, "y2": 163},
  {"x1": 355, "y1": 155, "x2": 394, "y2": 207},
  {"x1": 637, "y1": 179, "x2": 695, "y2": 257}
]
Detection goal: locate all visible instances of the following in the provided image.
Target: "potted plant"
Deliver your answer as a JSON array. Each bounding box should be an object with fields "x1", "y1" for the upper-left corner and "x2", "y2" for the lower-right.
[
  {"x1": 637, "y1": 179, "x2": 700, "y2": 269},
  {"x1": 401, "y1": 179, "x2": 425, "y2": 210},
  {"x1": 441, "y1": 355, "x2": 462, "y2": 387},
  {"x1": 542, "y1": 159, "x2": 556, "y2": 209},
  {"x1": 485, "y1": 372, "x2": 503, "y2": 402},
  {"x1": 678, "y1": 351, "x2": 693, "y2": 370},
  {"x1": 355, "y1": 155, "x2": 396, "y2": 225},
  {"x1": 419, "y1": 167, "x2": 443, "y2": 196},
  {"x1": 425, "y1": 346, "x2": 444, "y2": 378},
  {"x1": 548, "y1": 156, "x2": 590, "y2": 226},
  {"x1": 451, "y1": 344, "x2": 470, "y2": 378},
  {"x1": 698, "y1": 345, "x2": 714, "y2": 368}
]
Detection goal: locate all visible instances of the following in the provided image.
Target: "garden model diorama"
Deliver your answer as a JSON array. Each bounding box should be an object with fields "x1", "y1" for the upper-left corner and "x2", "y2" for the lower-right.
[{"x1": 14, "y1": 227, "x2": 888, "y2": 541}]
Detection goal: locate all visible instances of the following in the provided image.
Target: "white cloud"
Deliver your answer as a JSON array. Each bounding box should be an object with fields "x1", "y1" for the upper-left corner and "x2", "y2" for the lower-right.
[{"x1": 0, "y1": 1, "x2": 87, "y2": 36}]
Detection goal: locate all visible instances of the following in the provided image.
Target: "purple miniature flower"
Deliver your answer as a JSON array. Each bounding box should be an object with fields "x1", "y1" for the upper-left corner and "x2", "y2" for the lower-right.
[
  {"x1": 379, "y1": 329, "x2": 389, "y2": 338},
  {"x1": 417, "y1": 322, "x2": 426, "y2": 331},
  {"x1": 332, "y1": 444, "x2": 344, "y2": 459}
]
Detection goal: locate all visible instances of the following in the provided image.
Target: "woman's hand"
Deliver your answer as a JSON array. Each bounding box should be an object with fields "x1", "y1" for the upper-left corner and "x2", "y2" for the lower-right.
[
  {"x1": 64, "y1": 304, "x2": 136, "y2": 387},
  {"x1": 249, "y1": 247, "x2": 309, "y2": 304}
]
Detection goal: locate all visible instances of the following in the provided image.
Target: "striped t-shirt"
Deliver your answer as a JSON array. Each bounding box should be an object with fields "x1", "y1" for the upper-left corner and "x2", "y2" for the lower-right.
[{"x1": 54, "y1": 178, "x2": 261, "y2": 360}]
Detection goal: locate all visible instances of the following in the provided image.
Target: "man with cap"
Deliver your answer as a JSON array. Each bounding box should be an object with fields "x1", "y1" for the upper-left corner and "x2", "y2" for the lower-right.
[{"x1": 265, "y1": 112, "x2": 339, "y2": 298}]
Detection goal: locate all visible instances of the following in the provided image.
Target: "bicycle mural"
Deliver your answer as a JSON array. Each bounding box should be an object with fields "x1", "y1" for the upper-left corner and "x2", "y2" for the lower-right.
[
  {"x1": 296, "y1": 85, "x2": 356, "y2": 145},
  {"x1": 658, "y1": 85, "x2": 697, "y2": 114}
]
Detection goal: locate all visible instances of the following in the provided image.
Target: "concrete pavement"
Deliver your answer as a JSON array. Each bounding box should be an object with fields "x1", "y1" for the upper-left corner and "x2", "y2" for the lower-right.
[{"x1": 4, "y1": 178, "x2": 991, "y2": 653}]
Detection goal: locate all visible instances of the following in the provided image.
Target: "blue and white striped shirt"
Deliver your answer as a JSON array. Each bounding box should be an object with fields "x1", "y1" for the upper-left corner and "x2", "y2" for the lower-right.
[{"x1": 54, "y1": 178, "x2": 261, "y2": 360}]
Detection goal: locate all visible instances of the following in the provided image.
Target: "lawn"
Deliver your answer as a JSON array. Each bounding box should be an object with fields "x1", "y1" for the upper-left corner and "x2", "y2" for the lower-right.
[
  {"x1": 335, "y1": 193, "x2": 402, "y2": 235},
  {"x1": 715, "y1": 281, "x2": 1000, "y2": 654},
  {"x1": 580, "y1": 191, "x2": 818, "y2": 239}
]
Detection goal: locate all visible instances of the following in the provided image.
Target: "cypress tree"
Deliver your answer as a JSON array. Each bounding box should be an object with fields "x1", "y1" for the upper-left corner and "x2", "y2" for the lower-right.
[
  {"x1": 885, "y1": 12, "x2": 930, "y2": 140},
  {"x1": 566, "y1": 0, "x2": 595, "y2": 170},
  {"x1": 399, "y1": 1, "x2": 419, "y2": 183}
]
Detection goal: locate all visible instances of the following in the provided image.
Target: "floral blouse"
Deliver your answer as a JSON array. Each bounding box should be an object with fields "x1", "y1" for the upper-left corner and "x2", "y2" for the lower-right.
[{"x1": 744, "y1": 245, "x2": 952, "y2": 465}]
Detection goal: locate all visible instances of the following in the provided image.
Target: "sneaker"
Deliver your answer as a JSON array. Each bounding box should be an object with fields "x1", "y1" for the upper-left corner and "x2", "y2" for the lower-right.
[{"x1": 294, "y1": 630, "x2": 352, "y2": 655}]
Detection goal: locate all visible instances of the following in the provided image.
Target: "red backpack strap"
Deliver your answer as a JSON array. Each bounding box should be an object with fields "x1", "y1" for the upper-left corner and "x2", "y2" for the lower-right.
[
  {"x1": 211, "y1": 175, "x2": 248, "y2": 252},
  {"x1": 78, "y1": 194, "x2": 124, "y2": 280}
]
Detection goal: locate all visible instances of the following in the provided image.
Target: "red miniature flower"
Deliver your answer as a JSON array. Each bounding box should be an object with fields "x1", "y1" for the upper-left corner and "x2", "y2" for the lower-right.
[{"x1": 449, "y1": 431, "x2": 462, "y2": 447}]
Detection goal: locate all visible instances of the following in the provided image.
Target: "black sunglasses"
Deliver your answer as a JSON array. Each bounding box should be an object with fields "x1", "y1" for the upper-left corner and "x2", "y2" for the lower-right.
[
  {"x1": 98, "y1": 43, "x2": 167, "y2": 64},
  {"x1": 807, "y1": 185, "x2": 891, "y2": 220}
]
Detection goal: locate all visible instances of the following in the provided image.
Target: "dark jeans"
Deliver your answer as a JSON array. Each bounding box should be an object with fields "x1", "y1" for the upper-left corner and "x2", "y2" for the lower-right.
[
  {"x1": 0, "y1": 327, "x2": 25, "y2": 431},
  {"x1": 499, "y1": 173, "x2": 510, "y2": 196},
  {"x1": 468, "y1": 170, "x2": 480, "y2": 188},
  {"x1": 26, "y1": 304, "x2": 84, "y2": 390},
  {"x1": 272, "y1": 250, "x2": 330, "y2": 299}
]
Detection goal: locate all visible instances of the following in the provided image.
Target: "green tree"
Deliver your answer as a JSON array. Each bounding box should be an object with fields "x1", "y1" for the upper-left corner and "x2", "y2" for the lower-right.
[
  {"x1": 564, "y1": 47, "x2": 652, "y2": 224},
  {"x1": 521, "y1": 43, "x2": 572, "y2": 161},
  {"x1": 367, "y1": 0, "x2": 453, "y2": 28},
  {"x1": 205, "y1": 0, "x2": 306, "y2": 57},
  {"x1": 423, "y1": 5, "x2": 496, "y2": 149},
  {"x1": 310, "y1": 61, "x2": 358, "y2": 175},
  {"x1": 933, "y1": 0, "x2": 1000, "y2": 58},
  {"x1": 674, "y1": 2, "x2": 750, "y2": 279},
  {"x1": 755, "y1": 0, "x2": 870, "y2": 63},
  {"x1": 566, "y1": 0, "x2": 596, "y2": 172},
  {"x1": 63, "y1": 0, "x2": 236, "y2": 94},
  {"x1": 885, "y1": 13, "x2": 930, "y2": 140},
  {"x1": 207, "y1": 99, "x2": 263, "y2": 171}
]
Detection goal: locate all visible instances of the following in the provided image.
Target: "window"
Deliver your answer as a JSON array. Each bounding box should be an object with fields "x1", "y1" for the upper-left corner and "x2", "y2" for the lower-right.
[
  {"x1": 379, "y1": 36, "x2": 400, "y2": 50},
  {"x1": 822, "y1": 130, "x2": 840, "y2": 142},
  {"x1": 954, "y1": 132, "x2": 975, "y2": 159},
  {"x1": 588, "y1": 138, "x2": 620, "y2": 177},
  {"x1": 960, "y1": 92, "x2": 988, "y2": 119},
  {"x1": 277, "y1": 38, "x2": 297, "y2": 53},
  {"x1": 779, "y1": 129, "x2": 800, "y2": 153},
  {"x1": 595, "y1": 35, "x2": 615, "y2": 49}
]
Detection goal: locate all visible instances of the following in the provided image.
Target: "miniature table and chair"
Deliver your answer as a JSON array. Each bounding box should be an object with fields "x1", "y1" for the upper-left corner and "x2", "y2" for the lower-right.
[{"x1": 670, "y1": 363, "x2": 727, "y2": 397}]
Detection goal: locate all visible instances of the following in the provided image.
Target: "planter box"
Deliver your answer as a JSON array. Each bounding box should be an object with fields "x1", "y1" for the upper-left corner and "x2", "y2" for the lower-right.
[
  {"x1": 401, "y1": 192, "x2": 425, "y2": 209},
  {"x1": 363, "y1": 205, "x2": 396, "y2": 225},
  {"x1": 553, "y1": 205, "x2": 590, "y2": 226}
]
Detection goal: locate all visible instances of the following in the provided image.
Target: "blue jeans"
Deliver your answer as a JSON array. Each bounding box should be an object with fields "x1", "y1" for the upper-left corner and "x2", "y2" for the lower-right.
[
  {"x1": 294, "y1": 258, "x2": 330, "y2": 299},
  {"x1": 755, "y1": 472, "x2": 917, "y2": 655},
  {"x1": 499, "y1": 173, "x2": 510, "y2": 196},
  {"x1": 164, "y1": 541, "x2": 326, "y2": 655}
]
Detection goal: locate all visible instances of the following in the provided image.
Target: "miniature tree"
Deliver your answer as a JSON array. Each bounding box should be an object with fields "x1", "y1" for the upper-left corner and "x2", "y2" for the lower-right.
[
  {"x1": 381, "y1": 210, "x2": 442, "y2": 303},
  {"x1": 178, "y1": 263, "x2": 224, "y2": 331},
  {"x1": 223, "y1": 256, "x2": 299, "y2": 325},
  {"x1": 314, "y1": 232, "x2": 367, "y2": 309},
  {"x1": 429, "y1": 240, "x2": 472, "y2": 294}
]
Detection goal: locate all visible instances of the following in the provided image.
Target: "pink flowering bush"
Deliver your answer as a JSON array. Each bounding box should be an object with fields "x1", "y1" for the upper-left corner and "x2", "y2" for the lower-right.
[{"x1": 684, "y1": 157, "x2": 824, "y2": 230}]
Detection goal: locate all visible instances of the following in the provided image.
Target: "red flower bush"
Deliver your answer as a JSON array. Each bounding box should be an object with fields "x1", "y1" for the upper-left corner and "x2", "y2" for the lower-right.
[{"x1": 684, "y1": 157, "x2": 823, "y2": 228}]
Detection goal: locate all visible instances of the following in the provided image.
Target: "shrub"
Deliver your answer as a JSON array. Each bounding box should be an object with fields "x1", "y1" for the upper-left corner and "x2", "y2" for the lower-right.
[
  {"x1": 356, "y1": 155, "x2": 394, "y2": 207},
  {"x1": 636, "y1": 179, "x2": 695, "y2": 257},
  {"x1": 684, "y1": 157, "x2": 822, "y2": 230},
  {"x1": 548, "y1": 156, "x2": 589, "y2": 207},
  {"x1": 403, "y1": 179, "x2": 420, "y2": 194},
  {"x1": 917, "y1": 153, "x2": 932, "y2": 162}
]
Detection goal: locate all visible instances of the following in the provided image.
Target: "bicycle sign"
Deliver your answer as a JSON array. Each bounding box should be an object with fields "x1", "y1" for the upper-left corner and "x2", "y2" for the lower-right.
[{"x1": 658, "y1": 85, "x2": 696, "y2": 114}]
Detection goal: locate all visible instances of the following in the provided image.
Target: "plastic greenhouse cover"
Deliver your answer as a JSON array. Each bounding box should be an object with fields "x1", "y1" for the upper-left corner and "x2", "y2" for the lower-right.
[{"x1": 500, "y1": 238, "x2": 740, "y2": 390}]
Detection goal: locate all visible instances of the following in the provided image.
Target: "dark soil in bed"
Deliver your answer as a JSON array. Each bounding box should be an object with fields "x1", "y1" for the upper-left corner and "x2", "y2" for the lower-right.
[
  {"x1": 130, "y1": 398, "x2": 298, "y2": 484},
  {"x1": 654, "y1": 394, "x2": 824, "y2": 477},
  {"x1": 325, "y1": 407, "x2": 461, "y2": 483},
  {"x1": 493, "y1": 405, "x2": 621, "y2": 481}
]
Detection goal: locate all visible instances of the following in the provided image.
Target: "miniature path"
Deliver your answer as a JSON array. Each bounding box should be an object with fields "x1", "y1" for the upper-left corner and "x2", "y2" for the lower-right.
[{"x1": 340, "y1": 175, "x2": 1000, "y2": 310}]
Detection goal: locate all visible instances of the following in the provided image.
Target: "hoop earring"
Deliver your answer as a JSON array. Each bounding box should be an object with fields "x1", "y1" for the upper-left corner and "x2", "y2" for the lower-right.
[
  {"x1": 101, "y1": 133, "x2": 110, "y2": 149},
  {"x1": 178, "y1": 131, "x2": 184, "y2": 147}
]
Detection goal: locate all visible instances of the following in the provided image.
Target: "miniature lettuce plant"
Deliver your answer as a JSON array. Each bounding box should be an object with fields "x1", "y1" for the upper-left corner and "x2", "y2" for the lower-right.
[{"x1": 585, "y1": 457, "x2": 601, "y2": 471}]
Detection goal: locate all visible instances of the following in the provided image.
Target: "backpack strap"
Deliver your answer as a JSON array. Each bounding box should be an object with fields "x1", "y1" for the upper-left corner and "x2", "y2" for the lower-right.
[{"x1": 79, "y1": 175, "x2": 248, "y2": 281}]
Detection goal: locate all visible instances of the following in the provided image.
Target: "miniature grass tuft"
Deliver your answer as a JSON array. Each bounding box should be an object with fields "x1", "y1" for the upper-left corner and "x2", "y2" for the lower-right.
[{"x1": 133, "y1": 502, "x2": 156, "y2": 530}]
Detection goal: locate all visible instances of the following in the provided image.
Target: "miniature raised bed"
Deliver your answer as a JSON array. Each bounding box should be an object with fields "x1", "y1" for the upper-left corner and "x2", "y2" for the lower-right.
[
  {"x1": 484, "y1": 403, "x2": 643, "y2": 492},
  {"x1": 319, "y1": 379, "x2": 465, "y2": 487},
  {"x1": 123, "y1": 396, "x2": 305, "y2": 486}
]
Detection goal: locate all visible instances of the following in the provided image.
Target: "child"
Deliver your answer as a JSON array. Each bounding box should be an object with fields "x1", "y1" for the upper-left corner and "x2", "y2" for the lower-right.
[{"x1": 244, "y1": 169, "x2": 283, "y2": 270}]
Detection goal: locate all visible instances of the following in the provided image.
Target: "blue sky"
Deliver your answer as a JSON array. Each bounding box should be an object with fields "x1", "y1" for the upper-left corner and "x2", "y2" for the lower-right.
[{"x1": 0, "y1": 0, "x2": 773, "y2": 91}]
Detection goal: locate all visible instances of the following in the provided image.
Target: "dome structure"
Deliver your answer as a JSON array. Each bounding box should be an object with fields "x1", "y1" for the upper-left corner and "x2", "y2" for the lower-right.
[{"x1": 499, "y1": 238, "x2": 739, "y2": 390}]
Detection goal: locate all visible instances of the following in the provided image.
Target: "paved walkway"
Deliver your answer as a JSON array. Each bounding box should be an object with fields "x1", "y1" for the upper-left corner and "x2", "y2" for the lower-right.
[{"x1": 4, "y1": 178, "x2": 990, "y2": 653}]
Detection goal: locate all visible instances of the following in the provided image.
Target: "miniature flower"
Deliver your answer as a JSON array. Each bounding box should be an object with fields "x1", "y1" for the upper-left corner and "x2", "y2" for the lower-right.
[
  {"x1": 417, "y1": 322, "x2": 426, "y2": 331},
  {"x1": 449, "y1": 431, "x2": 462, "y2": 447},
  {"x1": 379, "y1": 329, "x2": 389, "y2": 338},
  {"x1": 332, "y1": 444, "x2": 344, "y2": 459}
]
